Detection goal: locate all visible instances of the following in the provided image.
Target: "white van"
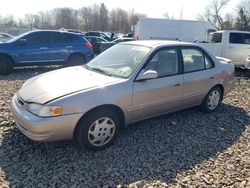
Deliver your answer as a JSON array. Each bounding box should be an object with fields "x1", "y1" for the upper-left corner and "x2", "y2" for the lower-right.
[
  {"x1": 134, "y1": 18, "x2": 216, "y2": 42},
  {"x1": 199, "y1": 30, "x2": 250, "y2": 69}
]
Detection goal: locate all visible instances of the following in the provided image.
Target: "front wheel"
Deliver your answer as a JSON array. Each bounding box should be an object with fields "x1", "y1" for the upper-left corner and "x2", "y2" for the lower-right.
[
  {"x1": 0, "y1": 56, "x2": 14, "y2": 75},
  {"x1": 75, "y1": 109, "x2": 121, "y2": 151},
  {"x1": 201, "y1": 86, "x2": 222, "y2": 113}
]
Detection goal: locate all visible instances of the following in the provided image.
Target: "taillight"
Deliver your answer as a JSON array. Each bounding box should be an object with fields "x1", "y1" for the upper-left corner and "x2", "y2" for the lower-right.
[{"x1": 86, "y1": 42, "x2": 92, "y2": 48}]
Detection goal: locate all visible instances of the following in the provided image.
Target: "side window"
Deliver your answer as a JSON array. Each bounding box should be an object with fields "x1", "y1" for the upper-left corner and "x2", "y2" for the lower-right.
[
  {"x1": 205, "y1": 56, "x2": 213, "y2": 69},
  {"x1": 211, "y1": 33, "x2": 222, "y2": 43},
  {"x1": 229, "y1": 33, "x2": 244, "y2": 44},
  {"x1": 24, "y1": 32, "x2": 50, "y2": 44},
  {"x1": 182, "y1": 49, "x2": 205, "y2": 72},
  {"x1": 49, "y1": 32, "x2": 63, "y2": 43},
  {"x1": 63, "y1": 33, "x2": 78, "y2": 43},
  {"x1": 243, "y1": 34, "x2": 250, "y2": 44},
  {"x1": 145, "y1": 48, "x2": 178, "y2": 77},
  {"x1": 96, "y1": 38, "x2": 105, "y2": 43}
]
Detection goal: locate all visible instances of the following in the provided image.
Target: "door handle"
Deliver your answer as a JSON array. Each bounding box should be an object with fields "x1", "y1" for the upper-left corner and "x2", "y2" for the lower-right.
[
  {"x1": 40, "y1": 47, "x2": 48, "y2": 50},
  {"x1": 227, "y1": 46, "x2": 233, "y2": 49},
  {"x1": 174, "y1": 83, "x2": 181, "y2": 86},
  {"x1": 66, "y1": 46, "x2": 73, "y2": 48},
  {"x1": 209, "y1": 76, "x2": 214, "y2": 79}
]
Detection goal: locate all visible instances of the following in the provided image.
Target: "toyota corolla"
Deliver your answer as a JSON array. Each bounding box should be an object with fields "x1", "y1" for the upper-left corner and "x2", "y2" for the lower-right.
[{"x1": 11, "y1": 41, "x2": 235, "y2": 150}]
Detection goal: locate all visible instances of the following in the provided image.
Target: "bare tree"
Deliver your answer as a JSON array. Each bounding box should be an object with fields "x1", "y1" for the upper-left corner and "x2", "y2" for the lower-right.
[
  {"x1": 2, "y1": 15, "x2": 16, "y2": 26},
  {"x1": 199, "y1": 0, "x2": 230, "y2": 30},
  {"x1": 99, "y1": 3, "x2": 109, "y2": 31},
  {"x1": 234, "y1": 0, "x2": 250, "y2": 30}
]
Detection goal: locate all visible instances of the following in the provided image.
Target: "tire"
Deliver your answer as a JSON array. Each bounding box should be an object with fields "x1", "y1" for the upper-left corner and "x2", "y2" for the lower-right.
[
  {"x1": 201, "y1": 86, "x2": 222, "y2": 113},
  {"x1": 75, "y1": 109, "x2": 121, "y2": 151},
  {"x1": 67, "y1": 54, "x2": 86, "y2": 66},
  {"x1": 0, "y1": 56, "x2": 14, "y2": 75}
]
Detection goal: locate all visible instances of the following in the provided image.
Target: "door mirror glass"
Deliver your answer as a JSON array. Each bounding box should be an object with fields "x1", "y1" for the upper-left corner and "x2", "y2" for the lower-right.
[
  {"x1": 136, "y1": 70, "x2": 158, "y2": 81},
  {"x1": 18, "y1": 38, "x2": 27, "y2": 45}
]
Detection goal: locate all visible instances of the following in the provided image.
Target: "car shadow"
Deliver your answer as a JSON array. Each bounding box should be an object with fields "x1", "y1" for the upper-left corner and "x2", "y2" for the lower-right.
[
  {"x1": 0, "y1": 66, "x2": 62, "y2": 81},
  {"x1": 0, "y1": 103, "x2": 249, "y2": 187}
]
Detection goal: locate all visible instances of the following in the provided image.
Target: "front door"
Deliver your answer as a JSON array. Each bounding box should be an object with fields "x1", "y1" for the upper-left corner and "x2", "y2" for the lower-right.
[
  {"x1": 132, "y1": 48, "x2": 183, "y2": 121},
  {"x1": 14, "y1": 32, "x2": 50, "y2": 64}
]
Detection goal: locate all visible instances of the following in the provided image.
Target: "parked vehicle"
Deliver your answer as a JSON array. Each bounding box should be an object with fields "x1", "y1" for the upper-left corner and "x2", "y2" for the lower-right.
[
  {"x1": 85, "y1": 31, "x2": 117, "y2": 41},
  {"x1": 100, "y1": 37, "x2": 134, "y2": 52},
  {"x1": 134, "y1": 18, "x2": 216, "y2": 42},
  {"x1": 85, "y1": 36, "x2": 109, "y2": 54},
  {"x1": 11, "y1": 40, "x2": 235, "y2": 150},
  {"x1": 0, "y1": 33, "x2": 13, "y2": 42},
  {"x1": 199, "y1": 30, "x2": 250, "y2": 69},
  {"x1": 0, "y1": 30, "x2": 94, "y2": 75}
]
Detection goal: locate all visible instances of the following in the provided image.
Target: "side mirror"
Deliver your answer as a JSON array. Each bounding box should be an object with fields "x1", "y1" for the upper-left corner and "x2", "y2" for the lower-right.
[
  {"x1": 136, "y1": 70, "x2": 158, "y2": 81},
  {"x1": 18, "y1": 38, "x2": 27, "y2": 45}
]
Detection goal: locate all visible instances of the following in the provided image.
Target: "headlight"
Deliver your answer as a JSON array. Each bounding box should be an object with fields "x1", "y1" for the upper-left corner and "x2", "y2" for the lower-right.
[{"x1": 26, "y1": 103, "x2": 62, "y2": 117}]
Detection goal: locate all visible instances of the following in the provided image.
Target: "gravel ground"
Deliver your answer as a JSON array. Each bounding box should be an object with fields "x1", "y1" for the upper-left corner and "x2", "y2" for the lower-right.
[{"x1": 0, "y1": 67, "x2": 250, "y2": 188}]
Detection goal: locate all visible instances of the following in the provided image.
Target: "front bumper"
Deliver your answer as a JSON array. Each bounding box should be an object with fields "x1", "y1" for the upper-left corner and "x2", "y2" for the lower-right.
[{"x1": 10, "y1": 93, "x2": 83, "y2": 142}]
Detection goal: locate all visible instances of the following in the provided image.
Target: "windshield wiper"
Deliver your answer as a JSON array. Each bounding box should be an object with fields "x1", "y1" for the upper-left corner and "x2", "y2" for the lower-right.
[{"x1": 84, "y1": 65, "x2": 112, "y2": 76}]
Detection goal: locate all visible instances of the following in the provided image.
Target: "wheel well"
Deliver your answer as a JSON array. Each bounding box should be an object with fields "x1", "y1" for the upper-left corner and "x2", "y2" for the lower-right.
[
  {"x1": 73, "y1": 104, "x2": 125, "y2": 138},
  {"x1": 214, "y1": 84, "x2": 224, "y2": 100},
  {"x1": 0, "y1": 53, "x2": 15, "y2": 65},
  {"x1": 68, "y1": 53, "x2": 86, "y2": 62}
]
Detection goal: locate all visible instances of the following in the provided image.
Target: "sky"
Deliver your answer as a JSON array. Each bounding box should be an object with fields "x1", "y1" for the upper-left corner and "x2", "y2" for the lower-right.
[{"x1": 0, "y1": 0, "x2": 239, "y2": 20}]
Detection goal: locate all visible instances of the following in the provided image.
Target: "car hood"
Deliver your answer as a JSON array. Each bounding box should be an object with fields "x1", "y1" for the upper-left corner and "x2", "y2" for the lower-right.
[{"x1": 19, "y1": 66, "x2": 123, "y2": 104}]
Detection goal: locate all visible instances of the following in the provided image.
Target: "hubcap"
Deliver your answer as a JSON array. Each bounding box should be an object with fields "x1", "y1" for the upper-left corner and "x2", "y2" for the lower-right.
[
  {"x1": 88, "y1": 117, "x2": 115, "y2": 147},
  {"x1": 207, "y1": 90, "x2": 220, "y2": 110}
]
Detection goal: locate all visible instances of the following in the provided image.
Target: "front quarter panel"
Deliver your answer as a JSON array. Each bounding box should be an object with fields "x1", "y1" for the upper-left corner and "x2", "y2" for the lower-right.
[{"x1": 48, "y1": 79, "x2": 133, "y2": 123}]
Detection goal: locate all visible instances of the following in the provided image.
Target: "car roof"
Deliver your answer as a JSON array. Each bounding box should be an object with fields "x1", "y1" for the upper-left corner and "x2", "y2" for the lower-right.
[
  {"x1": 121, "y1": 40, "x2": 197, "y2": 48},
  {"x1": 26, "y1": 30, "x2": 82, "y2": 35}
]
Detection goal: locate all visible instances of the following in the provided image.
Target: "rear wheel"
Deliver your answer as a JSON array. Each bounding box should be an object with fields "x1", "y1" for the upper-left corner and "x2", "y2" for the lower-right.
[
  {"x1": 201, "y1": 86, "x2": 222, "y2": 113},
  {"x1": 75, "y1": 109, "x2": 121, "y2": 151},
  {"x1": 67, "y1": 54, "x2": 86, "y2": 66},
  {"x1": 0, "y1": 56, "x2": 14, "y2": 75}
]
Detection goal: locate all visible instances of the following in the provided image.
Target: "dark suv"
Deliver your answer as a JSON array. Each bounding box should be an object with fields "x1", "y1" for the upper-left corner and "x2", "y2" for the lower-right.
[
  {"x1": 0, "y1": 30, "x2": 94, "y2": 75},
  {"x1": 85, "y1": 31, "x2": 117, "y2": 41}
]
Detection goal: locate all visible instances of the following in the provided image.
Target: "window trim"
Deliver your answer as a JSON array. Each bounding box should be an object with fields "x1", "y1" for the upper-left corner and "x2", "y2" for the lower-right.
[{"x1": 179, "y1": 46, "x2": 215, "y2": 74}]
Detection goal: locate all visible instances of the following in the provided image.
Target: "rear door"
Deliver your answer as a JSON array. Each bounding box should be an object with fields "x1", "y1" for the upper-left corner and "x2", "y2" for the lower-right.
[
  {"x1": 181, "y1": 47, "x2": 216, "y2": 108},
  {"x1": 241, "y1": 33, "x2": 250, "y2": 65},
  {"x1": 132, "y1": 47, "x2": 183, "y2": 121},
  {"x1": 47, "y1": 32, "x2": 66, "y2": 63},
  {"x1": 224, "y1": 32, "x2": 244, "y2": 65}
]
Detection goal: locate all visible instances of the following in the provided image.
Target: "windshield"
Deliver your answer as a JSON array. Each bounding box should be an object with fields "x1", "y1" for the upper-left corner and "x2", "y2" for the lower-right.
[
  {"x1": 85, "y1": 44, "x2": 151, "y2": 78},
  {"x1": 7, "y1": 31, "x2": 32, "y2": 43}
]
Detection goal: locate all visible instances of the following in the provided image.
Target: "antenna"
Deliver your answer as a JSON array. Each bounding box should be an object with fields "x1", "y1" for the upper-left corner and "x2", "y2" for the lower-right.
[
  {"x1": 178, "y1": 0, "x2": 183, "y2": 41},
  {"x1": 180, "y1": 0, "x2": 183, "y2": 20}
]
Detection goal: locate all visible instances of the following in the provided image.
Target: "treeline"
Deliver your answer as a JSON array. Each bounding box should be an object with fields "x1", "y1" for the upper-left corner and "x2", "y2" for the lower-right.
[
  {"x1": 0, "y1": 3, "x2": 146, "y2": 33},
  {"x1": 198, "y1": 0, "x2": 250, "y2": 31}
]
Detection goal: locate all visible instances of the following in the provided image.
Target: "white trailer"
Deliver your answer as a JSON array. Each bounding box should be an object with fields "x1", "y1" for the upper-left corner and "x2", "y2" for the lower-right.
[{"x1": 134, "y1": 18, "x2": 216, "y2": 42}]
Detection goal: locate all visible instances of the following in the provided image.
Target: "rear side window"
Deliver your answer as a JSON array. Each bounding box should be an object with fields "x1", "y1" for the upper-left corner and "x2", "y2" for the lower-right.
[
  {"x1": 49, "y1": 32, "x2": 63, "y2": 43},
  {"x1": 244, "y1": 34, "x2": 250, "y2": 44},
  {"x1": 229, "y1": 33, "x2": 244, "y2": 44},
  {"x1": 63, "y1": 33, "x2": 79, "y2": 43},
  {"x1": 182, "y1": 49, "x2": 205, "y2": 72}
]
